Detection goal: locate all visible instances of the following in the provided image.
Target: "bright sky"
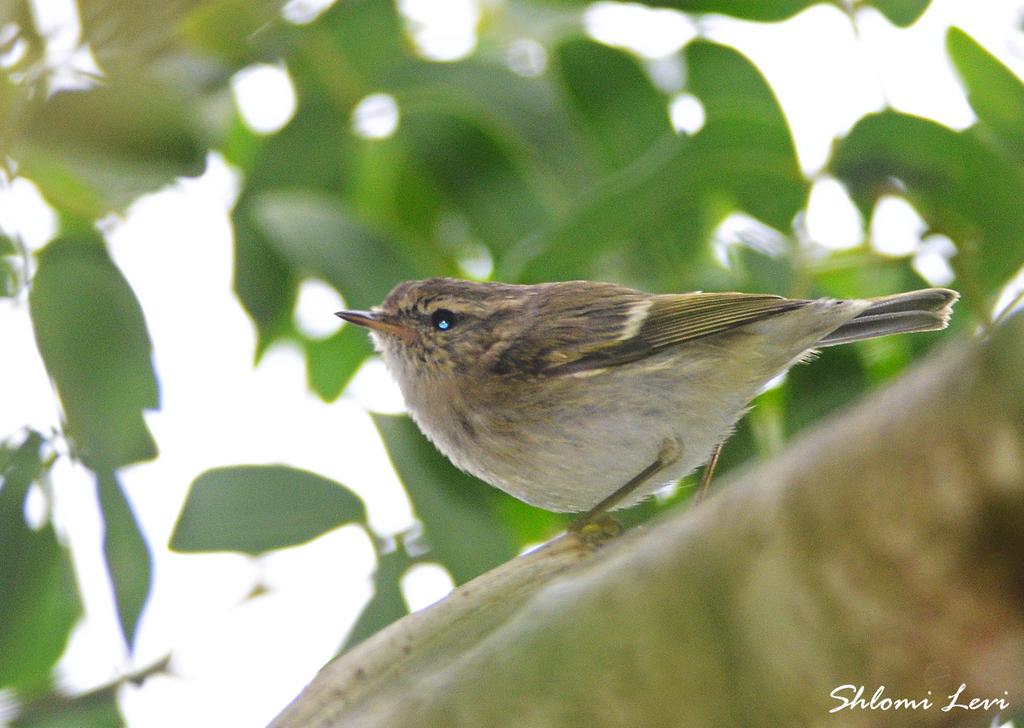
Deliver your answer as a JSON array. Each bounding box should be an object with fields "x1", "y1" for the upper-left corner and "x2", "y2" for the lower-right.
[{"x1": 1, "y1": 1, "x2": 1023, "y2": 726}]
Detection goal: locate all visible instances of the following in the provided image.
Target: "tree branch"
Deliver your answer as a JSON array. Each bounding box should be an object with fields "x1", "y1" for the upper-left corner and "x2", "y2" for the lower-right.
[{"x1": 272, "y1": 316, "x2": 1024, "y2": 728}]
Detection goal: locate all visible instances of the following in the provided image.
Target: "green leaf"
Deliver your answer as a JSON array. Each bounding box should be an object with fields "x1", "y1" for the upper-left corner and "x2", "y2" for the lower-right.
[
  {"x1": 511, "y1": 41, "x2": 803, "y2": 290},
  {"x1": 305, "y1": 324, "x2": 375, "y2": 402},
  {"x1": 501, "y1": 132, "x2": 709, "y2": 286},
  {"x1": 400, "y1": 111, "x2": 551, "y2": 254},
  {"x1": 810, "y1": 250, "x2": 925, "y2": 300},
  {"x1": 15, "y1": 79, "x2": 206, "y2": 213},
  {"x1": 947, "y1": 27, "x2": 1024, "y2": 162},
  {"x1": 0, "y1": 233, "x2": 23, "y2": 298},
  {"x1": 494, "y1": 496, "x2": 568, "y2": 548},
  {"x1": 785, "y1": 344, "x2": 867, "y2": 434},
  {"x1": 339, "y1": 547, "x2": 411, "y2": 653},
  {"x1": 178, "y1": 0, "x2": 285, "y2": 70},
  {"x1": 96, "y1": 471, "x2": 152, "y2": 649},
  {"x1": 10, "y1": 686, "x2": 123, "y2": 728},
  {"x1": 555, "y1": 38, "x2": 671, "y2": 171},
  {"x1": 373, "y1": 414, "x2": 534, "y2": 584},
  {"x1": 344, "y1": 135, "x2": 414, "y2": 229},
  {"x1": 232, "y1": 200, "x2": 298, "y2": 358},
  {"x1": 242, "y1": 101, "x2": 352, "y2": 195},
  {"x1": 0, "y1": 5, "x2": 44, "y2": 83},
  {"x1": 685, "y1": 39, "x2": 804, "y2": 231},
  {"x1": 727, "y1": 243, "x2": 795, "y2": 296},
  {"x1": 613, "y1": 0, "x2": 928, "y2": 24},
  {"x1": 830, "y1": 110, "x2": 1024, "y2": 298},
  {"x1": 170, "y1": 465, "x2": 366, "y2": 554},
  {"x1": 390, "y1": 61, "x2": 588, "y2": 201},
  {"x1": 250, "y1": 189, "x2": 426, "y2": 309},
  {"x1": 556, "y1": 0, "x2": 819, "y2": 22},
  {"x1": 707, "y1": 407, "x2": 758, "y2": 479},
  {"x1": 29, "y1": 235, "x2": 159, "y2": 470},
  {"x1": 10, "y1": 656, "x2": 166, "y2": 727},
  {"x1": 76, "y1": 0, "x2": 207, "y2": 73},
  {"x1": 866, "y1": 0, "x2": 932, "y2": 27},
  {"x1": 324, "y1": 57, "x2": 587, "y2": 257},
  {"x1": 315, "y1": 0, "x2": 409, "y2": 84},
  {"x1": 0, "y1": 433, "x2": 81, "y2": 693}
]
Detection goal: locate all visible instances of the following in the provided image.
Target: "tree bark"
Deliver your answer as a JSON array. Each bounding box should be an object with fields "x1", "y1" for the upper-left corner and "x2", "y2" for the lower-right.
[{"x1": 271, "y1": 316, "x2": 1024, "y2": 728}]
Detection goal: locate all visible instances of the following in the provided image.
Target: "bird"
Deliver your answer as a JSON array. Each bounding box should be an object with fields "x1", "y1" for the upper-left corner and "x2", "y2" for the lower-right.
[{"x1": 337, "y1": 279, "x2": 958, "y2": 528}]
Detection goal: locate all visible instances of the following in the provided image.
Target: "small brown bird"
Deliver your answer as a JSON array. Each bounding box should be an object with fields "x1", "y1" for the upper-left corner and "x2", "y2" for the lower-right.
[{"x1": 338, "y1": 280, "x2": 957, "y2": 525}]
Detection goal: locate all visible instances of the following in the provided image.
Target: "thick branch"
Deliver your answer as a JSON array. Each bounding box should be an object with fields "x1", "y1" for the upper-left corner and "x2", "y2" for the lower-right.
[{"x1": 273, "y1": 316, "x2": 1024, "y2": 728}]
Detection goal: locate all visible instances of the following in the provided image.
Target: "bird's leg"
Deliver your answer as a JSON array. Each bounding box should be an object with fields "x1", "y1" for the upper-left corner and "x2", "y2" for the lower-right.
[
  {"x1": 696, "y1": 441, "x2": 724, "y2": 502},
  {"x1": 570, "y1": 437, "x2": 682, "y2": 537}
]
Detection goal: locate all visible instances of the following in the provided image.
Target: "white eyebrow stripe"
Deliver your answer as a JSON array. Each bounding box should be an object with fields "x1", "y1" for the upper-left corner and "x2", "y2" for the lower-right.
[{"x1": 617, "y1": 299, "x2": 653, "y2": 341}]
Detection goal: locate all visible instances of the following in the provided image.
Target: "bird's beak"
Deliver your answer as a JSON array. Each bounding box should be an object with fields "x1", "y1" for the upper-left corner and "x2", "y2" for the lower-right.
[{"x1": 335, "y1": 310, "x2": 414, "y2": 342}]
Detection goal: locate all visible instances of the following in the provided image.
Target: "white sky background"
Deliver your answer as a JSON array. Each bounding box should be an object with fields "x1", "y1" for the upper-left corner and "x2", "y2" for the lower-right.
[{"x1": 2, "y1": 0, "x2": 1024, "y2": 726}]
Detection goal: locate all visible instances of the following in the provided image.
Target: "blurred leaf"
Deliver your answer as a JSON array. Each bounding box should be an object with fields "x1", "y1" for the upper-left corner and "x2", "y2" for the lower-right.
[
  {"x1": 306, "y1": 324, "x2": 375, "y2": 402},
  {"x1": 786, "y1": 345, "x2": 867, "y2": 434},
  {"x1": 29, "y1": 235, "x2": 159, "y2": 470},
  {"x1": 228, "y1": 94, "x2": 371, "y2": 356},
  {"x1": 10, "y1": 687, "x2": 123, "y2": 728},
  {"x1": 6, "y1": 155, "x2": 108, "y2": 222},
  {"x1": 345, "y1": 135, "x2": 411, "y2": 228},
  {"x1": 493, "y1": 496, "x2": 568, "y2": 548},
  {"x1": 557, "y1": 0, "x2": 819, "y2": 22},
  {"x1": 400, "y1": 111, "x2": 550, "y2": 254},
  {"x1": 77, "y1": 0, "x2": 206, "y2": 70},
  {"x1": 856, "y1": 333, "x2": 913, "y2": 385},
  {"x1": 0, "y1": 233, "x2": 23, "y2": 298},
  {"x1": 0, "y1": 68, "x2": 31, "y2": 168},
  {"x1": 810, "y1": 250, "x2": 925, "y2": 300},
  {"x1": 865, "y1": 0, "x2": 931, "y2": 27},
  {"x1": 727, "y1": 243, "x2": 795, "y2": 295},
  {"x1": 370, "y1": 137, "x2": 446, "y2": 239},
  {"x1": 9, "y1": 655, "x2": 167, "y2": 728},
  {"x1": 830, "y1": 110, "x2": 1024, "y2": 298},
  {"x1": 502, "y1": 133, "x2": 709, "y2": 286},
  {"x1": 0, "y1": 3, "x2": 44, "y2": 79},
  {"x1": 251, "y1": 189, "x2": 431, "y2": 308},
  {"x1": 232, "y1": 201, "x2": 298, "y2": 357},
  {"x1": 513, "y1": 41, "x2": 803, "y2": 289},
  {"x1": 315, "y1": 0, "x2": 409, "y2": 84},
  {"x1": 347, "y1": 65, "x2": 584, "y2": 244},
  {"x1": 391, "y1": 61, "x2": 589, "y2": 198},
  {"x1": 179, "y1": 0, "x2": 286, "y2": 70},
  {"x1": 554, "y1": 38, "x2": 671, "y2": 171},
  {"x1": 373, "y1": 414, "x2": 530, "y2": 584},
  {"x1": 339, "y1": 547, "x2": 412, "y2": 653},
  {"x1": 0, "y1": 432, "x2": 81, "y2": 694},
  {"x1": 614, "y1": 0, "x2": 929, "y2": 24},
  {"x1": 685, "y1": 40, "x2": 804, "y2": 231},
  {"x1": 170, "y1": 465, "x2": 366, "y2": 554},
  {"x1": 16, "y1": 81, "x2": 206, "y2": 213},
  {"x1": 96, "y1": 471, "x2": 151, "y2": 649},
  {"x1": 947, "y1": 27, "x2": 1024, "y2": 162},
  {"x1": 220, "y1": 111, "x2": 262, "y2": 173},
  {"x1": 240, "y1": 102, "x2": 352, "y2": 195},
  {"x1": 747, "y1": 384, "x2": 787, "y2": 457}
]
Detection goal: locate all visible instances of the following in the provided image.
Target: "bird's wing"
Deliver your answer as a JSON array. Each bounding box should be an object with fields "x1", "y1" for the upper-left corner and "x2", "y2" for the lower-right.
[
  {"x1": 491, "y1": 288, "x2": 811, "y2": 378},
  {"x1": 636, "y1": 292, "x2": 808, "y2": 348},
  {"x1": 542, "y1": 291, "x2": 809, "y2": 376}
]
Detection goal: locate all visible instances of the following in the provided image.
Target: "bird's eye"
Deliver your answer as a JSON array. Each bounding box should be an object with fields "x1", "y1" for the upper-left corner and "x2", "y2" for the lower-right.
[{"x1": 431, "y1": 309, "x2": 456, "y2": 331}]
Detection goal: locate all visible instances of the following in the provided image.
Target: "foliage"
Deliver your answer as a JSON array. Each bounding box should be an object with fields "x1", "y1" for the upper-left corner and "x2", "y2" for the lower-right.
[{"x1": 1, "y1": 0, "x2": 1021, "y2": 724}]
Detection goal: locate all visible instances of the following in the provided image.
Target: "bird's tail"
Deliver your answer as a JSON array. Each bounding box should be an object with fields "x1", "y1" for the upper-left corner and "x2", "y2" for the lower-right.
[{"x1": 819, "y1": 288, "x2": 959, "y2": 347}]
